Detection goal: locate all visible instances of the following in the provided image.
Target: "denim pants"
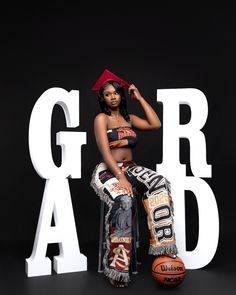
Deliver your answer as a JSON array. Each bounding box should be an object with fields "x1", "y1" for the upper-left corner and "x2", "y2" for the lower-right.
[{"x1": 90, "y1": 161, "x2": 178, "y2": 283}]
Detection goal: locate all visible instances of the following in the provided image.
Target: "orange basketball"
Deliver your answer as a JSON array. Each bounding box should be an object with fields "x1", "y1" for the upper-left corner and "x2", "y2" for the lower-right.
[{"x1": 152, "y1": 255, "x2": 186, "y2": 288}]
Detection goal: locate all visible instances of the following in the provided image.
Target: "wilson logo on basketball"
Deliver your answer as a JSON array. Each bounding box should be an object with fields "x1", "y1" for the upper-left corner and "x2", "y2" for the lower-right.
[{"x1": 161, "y1": 265, "x2": 184, "y2": 272}]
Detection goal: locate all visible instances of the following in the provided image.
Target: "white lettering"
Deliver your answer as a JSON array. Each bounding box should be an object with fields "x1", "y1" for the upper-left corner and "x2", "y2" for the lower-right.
[
  {"x1": 25, "y1": 87, "x2": 87, "y2": 277},
  {"x1": 157, "y1": 88, "x2": 219, "y2": 269}
]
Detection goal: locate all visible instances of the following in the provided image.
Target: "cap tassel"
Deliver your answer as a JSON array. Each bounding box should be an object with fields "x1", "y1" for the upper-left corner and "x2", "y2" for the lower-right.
[{"x1": 130, "y1": 90, "x2": 136, "y2": 100}]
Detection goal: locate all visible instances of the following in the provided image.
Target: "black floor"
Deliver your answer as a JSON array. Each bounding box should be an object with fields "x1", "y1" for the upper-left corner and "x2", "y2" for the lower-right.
[{"x1": 1, "y1": 242, "x2": 235, "y2": 295}]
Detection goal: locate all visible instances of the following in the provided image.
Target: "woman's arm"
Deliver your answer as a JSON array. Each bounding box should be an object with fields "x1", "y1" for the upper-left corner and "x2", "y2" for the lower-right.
[
  {"x1": 129, "y1": 84, "x2": 161, "y2": 130},
  {"x1": 94, "y1": 113, "x2": 121, "y2": 176},
  {"x1": 94, "y1": 113, "x2": 133, "y2": 196}
]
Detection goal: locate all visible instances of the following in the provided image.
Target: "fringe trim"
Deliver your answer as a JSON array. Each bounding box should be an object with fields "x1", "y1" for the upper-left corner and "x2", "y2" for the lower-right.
[
  {"x1": 165, "y1": 178, "x2": 174, "y2": 216},
  {"x1": 102, "y1": 203, "x2": 112, "y2": 274},
  {"x1": 90, "y1": 164, "x2": 130, "y2": 282},
  {"x1": 90, "y1": 164, "x2": 114, "y2": 206},
  {"x1": 102, "y1": 201, "x2": 131, "y2": 283},
  {"x1": 103, "y1": 267, "x2": 131, "y2": 283},
  {"x1": 149, "y1": 244, "x2": 178, "y2": 256}
]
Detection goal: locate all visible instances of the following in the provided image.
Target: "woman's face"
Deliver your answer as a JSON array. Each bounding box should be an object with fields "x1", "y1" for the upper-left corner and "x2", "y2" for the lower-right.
[
  {"x1": 120, "y1": 196, "x2": 132, "y2": 210},
  {"x1": 102, "y1": 84, "x2": 121, "y2": 109}
]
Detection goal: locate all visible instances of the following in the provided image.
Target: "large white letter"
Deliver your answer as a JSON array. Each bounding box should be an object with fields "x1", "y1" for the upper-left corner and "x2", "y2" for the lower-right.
[
  {"x1": 26, "y1": 87, "x2": 87, "y2": 277},
  {"x1": 156, "y1": 88, "x2": 219, "y2": 269}
]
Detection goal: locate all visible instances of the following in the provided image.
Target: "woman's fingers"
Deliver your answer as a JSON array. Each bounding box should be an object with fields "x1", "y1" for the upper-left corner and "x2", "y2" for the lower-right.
[
  {"x1": 126, "y1": 185, "x2": 133, "y2": 197},
  {"x1": 115, "y1": 182, "x2": 133, "y2": 197},
  {"x1": 128, "y1": 84, "x2": 136, "y2": 94},
  {"x1": 120, "y1": 182, "x2": 132, "y2": 195}
]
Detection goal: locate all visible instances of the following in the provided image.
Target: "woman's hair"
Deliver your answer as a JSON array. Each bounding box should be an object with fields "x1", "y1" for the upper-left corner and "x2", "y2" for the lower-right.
[{"x1": 98, "y1": 80, "x2": 130, "y2": 122}]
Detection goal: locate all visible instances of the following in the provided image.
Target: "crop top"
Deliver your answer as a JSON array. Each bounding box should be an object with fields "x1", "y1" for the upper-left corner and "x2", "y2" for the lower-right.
[{"x1": 107, "y1": 126, "x2": 138, "y2": 149}]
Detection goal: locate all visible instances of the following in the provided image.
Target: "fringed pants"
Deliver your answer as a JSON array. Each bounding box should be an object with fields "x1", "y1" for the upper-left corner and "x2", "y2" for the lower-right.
[{"x1": 90, "y1": 161, "x2": 178, "y2": 283}]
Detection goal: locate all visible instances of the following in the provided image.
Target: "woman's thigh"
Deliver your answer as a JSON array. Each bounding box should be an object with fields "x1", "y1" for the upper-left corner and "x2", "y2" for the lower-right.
[{"x1": 125, "y1": 164, "x2": 170, "y2": 197}]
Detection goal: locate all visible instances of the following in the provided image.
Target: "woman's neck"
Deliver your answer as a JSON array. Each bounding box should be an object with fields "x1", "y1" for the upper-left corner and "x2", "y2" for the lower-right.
[
  {"x1": 110, "y1": 110, "x2": 120, "y2": 116},
  {"x1": 110, "y1": 111, "x2": 123, "y2": 124}
]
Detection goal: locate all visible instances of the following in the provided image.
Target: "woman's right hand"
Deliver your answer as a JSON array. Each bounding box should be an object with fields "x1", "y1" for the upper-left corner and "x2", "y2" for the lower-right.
[{"x1": 115, "y1": 174, "x2": 133, "y2": 197}]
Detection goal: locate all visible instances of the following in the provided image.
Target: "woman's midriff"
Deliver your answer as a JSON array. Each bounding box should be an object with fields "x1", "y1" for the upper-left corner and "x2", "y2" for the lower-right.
[{"x1": 110, "y1": 147, "x2": 133, "y2": 162}]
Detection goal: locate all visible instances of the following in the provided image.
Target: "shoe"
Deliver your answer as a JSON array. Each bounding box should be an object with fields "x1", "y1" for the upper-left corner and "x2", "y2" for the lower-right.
[
  {"x1": 167, "y1": 254, "x2": 177, "y2": 259},
  {"x1": 109, "y1": 278, "x2": 129, "y2": 288}
]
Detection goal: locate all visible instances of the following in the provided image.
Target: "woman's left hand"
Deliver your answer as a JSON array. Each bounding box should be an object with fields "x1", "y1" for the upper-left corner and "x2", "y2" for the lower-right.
[{"x1": 128, "y1": 84, "x2": 143, "y2": 101}]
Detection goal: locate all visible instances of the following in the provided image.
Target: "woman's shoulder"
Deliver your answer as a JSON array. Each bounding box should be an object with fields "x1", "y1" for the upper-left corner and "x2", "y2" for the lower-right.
[
  {"x1": 94, "y1": 112, "x2": 108, "y2": 125},
  {"x1": 94, "y1": 112, "x2": 107, "y2": 120},
  {"x1": 93, "y1": 113, "x2": 108, "y2": 133},
  {"x1": 129, "y1": 114, "x2": 134, "y2": 120},
  {"x1": 128, "y1": 113, "x2": 141, "y2": 130},
  {"x1": 128, "y1": 113, "x2": 138, "y2": 124}
]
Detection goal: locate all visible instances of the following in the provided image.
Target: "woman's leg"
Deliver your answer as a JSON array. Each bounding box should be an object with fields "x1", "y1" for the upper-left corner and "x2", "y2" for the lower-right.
[
  {"x1": 125, "y1": 164, "x2": 178, "y2": 257},
  {"x1": 91, "y1": 163, "x2": 135, "y2": 284}
]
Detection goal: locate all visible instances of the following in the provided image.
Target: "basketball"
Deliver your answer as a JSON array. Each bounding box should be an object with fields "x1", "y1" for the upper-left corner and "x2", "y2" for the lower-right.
[{"x1": 152, "y1": 255, "x2": 186, "y2": 288}]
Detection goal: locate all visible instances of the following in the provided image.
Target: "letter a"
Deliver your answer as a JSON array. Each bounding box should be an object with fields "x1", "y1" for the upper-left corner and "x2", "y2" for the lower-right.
[{"x1": 26, "y1": 87, "x2": 87, "y2": 276}]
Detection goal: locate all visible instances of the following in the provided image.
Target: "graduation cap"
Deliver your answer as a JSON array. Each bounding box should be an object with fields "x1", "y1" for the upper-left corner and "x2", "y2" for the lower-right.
[
  {"x1": 92, "y1": 69, "x2": 136, "y2": 99},
  {"x1": 91, "y1": 69, "x2": 131, "y2": 92}
]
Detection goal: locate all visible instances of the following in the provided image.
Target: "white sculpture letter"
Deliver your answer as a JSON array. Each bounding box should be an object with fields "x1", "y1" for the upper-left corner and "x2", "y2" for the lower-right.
[
  {"x1": 157, "y1": 88, "x2": 219, "y2": 269},
  {"x1": 26, "y1": 87, "x2": 87, "y2": 277}
]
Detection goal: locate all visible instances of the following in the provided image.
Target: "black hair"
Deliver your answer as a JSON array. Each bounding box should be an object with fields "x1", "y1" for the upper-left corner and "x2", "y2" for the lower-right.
[{"x1": 98, "y1": 80, "x2": 130, "y2": 122}]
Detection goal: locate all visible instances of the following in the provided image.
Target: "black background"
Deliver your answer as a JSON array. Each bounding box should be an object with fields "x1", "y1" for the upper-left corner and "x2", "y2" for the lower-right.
[{"x1": 1, "y1": 6, "x2": 236, "y2": 295}]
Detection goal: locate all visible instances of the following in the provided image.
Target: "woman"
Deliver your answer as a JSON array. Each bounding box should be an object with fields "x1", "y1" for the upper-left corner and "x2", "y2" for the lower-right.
[{"x1": 90, "y1": 69, "x2": 178, "y2": 287}]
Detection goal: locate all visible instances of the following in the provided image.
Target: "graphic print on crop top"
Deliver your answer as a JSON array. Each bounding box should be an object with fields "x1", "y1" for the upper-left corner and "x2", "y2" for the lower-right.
[{"x1": 107, "y1": 126, "x2": 138, "y2": 149}]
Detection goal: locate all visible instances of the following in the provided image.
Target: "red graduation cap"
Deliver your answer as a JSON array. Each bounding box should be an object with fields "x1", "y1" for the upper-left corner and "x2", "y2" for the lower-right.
[{"x1": 91, "y1": 69, "x2": 130, "y2": 92}]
